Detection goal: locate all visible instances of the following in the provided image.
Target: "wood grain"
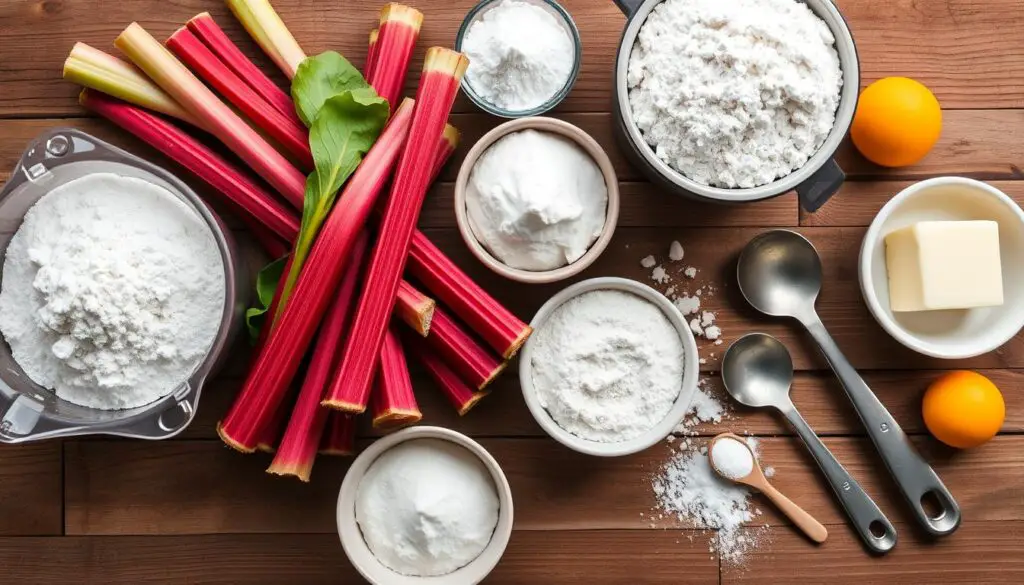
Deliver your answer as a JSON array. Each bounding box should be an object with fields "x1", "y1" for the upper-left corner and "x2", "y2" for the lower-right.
[
  {"x1": 0, "y1": 442, "x2": 62, "y2": 535},
  {"x1": 2, "y1": 0, "x2": 1023, "y2": 117},
  {"x1": 63, "y1": 436, "x2": 1023, "y2": 535},
  {"x1": 725, "y1": 520, "x2": 1024, "y2": 584}
]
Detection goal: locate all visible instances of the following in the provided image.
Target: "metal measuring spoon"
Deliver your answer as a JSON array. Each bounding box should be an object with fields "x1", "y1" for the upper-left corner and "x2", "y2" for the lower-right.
[
  {"x1": 736, "y1": 230, "x2": 960, "y2": 537},
  {"x1": 708, "y1": 432, "x2": 828, "y2": 544},
  {"x1": 722, "y1": 333, "x2": 897, "y2": 554}
]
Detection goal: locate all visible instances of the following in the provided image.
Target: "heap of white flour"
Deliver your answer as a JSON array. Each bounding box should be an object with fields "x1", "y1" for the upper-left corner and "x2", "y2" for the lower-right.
[
  {"x1": 627, "y1": 0, "x2": 843, "y2": 189},
  {"x1": 0, "y1": 173, "x2": 225, "y2": 410}
]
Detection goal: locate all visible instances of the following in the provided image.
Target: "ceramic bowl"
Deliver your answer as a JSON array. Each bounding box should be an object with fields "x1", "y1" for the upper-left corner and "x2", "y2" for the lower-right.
[
  {"x1": 518, "y1": 277, "x2": 699, "y2": 456},
  {"x1": 454, "y1": 117, "x2": 620, "y2": 284},
  {"x1": 859, "y1": 177, "x2": 1024, "y2": 358},
  {"x1": 337, "y1": 426, "x2": 514, "y2": 584}
]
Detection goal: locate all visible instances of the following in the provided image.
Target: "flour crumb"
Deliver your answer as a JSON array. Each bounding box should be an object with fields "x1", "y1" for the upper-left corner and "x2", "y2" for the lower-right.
[
  {"x1": 684, "y1": 267, "x2": 697, "y2": 279},
  {"x1": 674, "y1": 295, "x2": 700, "y2": 316},
  {"x1": 669, "y1": 240, "x2": 685, "y2": 261},
  {"x1": 640, "y1": 255, "x2": 657, "y2": 268},
  {"x1": 700, "y1": 311, "x2": 716, "y2": 328},
  {"x1": 704, "y1": 326, "x2": 722, "y2": 341},
  {"x1": 763, "y1": 466, "x2": 776, "y2": 479},
  {"x1": 690, "y1": 319, "x2": 704, "y2": 337},
  {"x1": 651, "y1": 265, "x2": 669, "y2": 283},
  {"x1": 665, "y1": 286, "x2": 676, "y2": 297}
]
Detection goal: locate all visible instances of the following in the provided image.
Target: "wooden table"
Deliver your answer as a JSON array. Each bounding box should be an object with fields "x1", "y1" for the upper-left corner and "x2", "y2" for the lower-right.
[{"x1": 1, "y1": 0, "x2": 1023, "y2": 582}]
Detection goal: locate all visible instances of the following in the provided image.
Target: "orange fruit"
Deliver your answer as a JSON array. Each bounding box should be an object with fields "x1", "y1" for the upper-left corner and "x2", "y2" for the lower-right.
[
  {"x1": 922, "y1": 371, "x2": 1004, "y2": 449},
  {"x1": 851, "y1": 77, "x2": 942, "y2": 167}
]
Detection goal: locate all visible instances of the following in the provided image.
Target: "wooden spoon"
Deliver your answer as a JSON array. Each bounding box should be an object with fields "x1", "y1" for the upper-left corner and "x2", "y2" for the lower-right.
[{"x1": 708, "y1": 432, "x2": 828, "y2": 544}]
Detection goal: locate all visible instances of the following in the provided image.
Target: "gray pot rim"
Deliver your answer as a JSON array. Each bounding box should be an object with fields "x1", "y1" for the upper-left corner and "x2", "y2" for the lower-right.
[{"x1": 613, "y1": 0, "x2": 861, "y2": 205}]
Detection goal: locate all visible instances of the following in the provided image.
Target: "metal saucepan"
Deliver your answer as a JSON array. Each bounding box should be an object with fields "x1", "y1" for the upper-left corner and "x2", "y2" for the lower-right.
[{"x1": 611, "y1": 0, "x2": 860, "y2": 212}]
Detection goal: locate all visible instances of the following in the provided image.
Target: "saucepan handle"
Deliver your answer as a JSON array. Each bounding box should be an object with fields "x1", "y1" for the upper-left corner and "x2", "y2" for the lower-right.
[
  {"x1": 613, "y1": 0, "x2": 647, "y2": 17},
  {"x1": 796, "y1": 158, "x2": 845, "y2": 212}
]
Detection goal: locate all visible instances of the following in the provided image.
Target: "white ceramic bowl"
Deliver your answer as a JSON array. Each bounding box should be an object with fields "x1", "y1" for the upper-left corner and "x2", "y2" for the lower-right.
[
  {"x1": 518, "y1": 277, "x2": 700, "y2": 456},
  {"x1": 859, "y1": 177, "x2": 1024, "y2": 359},
  {"x1": 337, "y1": 426, "x2": 514, "y2": 584}
]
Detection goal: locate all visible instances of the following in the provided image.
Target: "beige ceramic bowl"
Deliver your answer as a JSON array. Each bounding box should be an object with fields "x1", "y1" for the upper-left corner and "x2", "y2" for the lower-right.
[
  {"x1": 454, "y1": 117, "x2": 620, "y2": 284},
  {"x1": 337, "y1": 426, "x2": 514, "y2": 584}
]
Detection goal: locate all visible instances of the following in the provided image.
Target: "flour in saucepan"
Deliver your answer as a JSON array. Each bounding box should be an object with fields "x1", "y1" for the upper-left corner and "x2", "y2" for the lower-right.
[
  {"x1": 627, "y1": 0, "x2": 843, "y2": 189},
  {"x1": 0, "y1": 173, "x2": 225, "y2": 410}
]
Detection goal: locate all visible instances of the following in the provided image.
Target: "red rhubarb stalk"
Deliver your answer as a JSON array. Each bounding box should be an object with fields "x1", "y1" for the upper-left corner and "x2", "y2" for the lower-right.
[
  {"x1": 166, "y1": 26, "x2": 313, "y2": 170},
  {"x1": 427, "y1": 306, "x2": 506, "y2": 390},
  {"x1": 323, "y1": 48, "x2": 469, "y2": 413},
  {"x1": 408, "y1": 231, "x2": 532, "y2": 359},
  {"x1": 79, "y1": 90, "x2": 299, "y2": 241},
  {"x1": 365, "y1": 28, "x2": 379, "y2": 80},
  {"x1": 115, "y1": 23, "x2": 306, "y2": 206},
  {"x1": 408, "y1": 335, "x2": 489, "y2": 415},
  {"x1": 187, "y1": 12, "x2": 301, "y2": 124},
  {"x1": 371, "y1": 325, "x2": 422, "y2": 429},
  {"x1": 266, "y1": 233, "x2": 369, "y2": 481},
  {"x1": 395, "y1": 280, "x2": 435, "y2": 336},
  {"x1": 320, "y1": 412, "x2": 356, "y2": 456},
  {"x1": 368, "y1": 4, "x2": 423, "y2": 109},
  {"x1": 218, "y1": 99, "x2": 415, "y2": 452}
]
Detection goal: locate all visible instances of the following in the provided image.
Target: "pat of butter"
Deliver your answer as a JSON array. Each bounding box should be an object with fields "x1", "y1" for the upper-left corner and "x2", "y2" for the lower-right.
[{"x1": 884, "y1": 220, "x2": 1003, "y2": 312}]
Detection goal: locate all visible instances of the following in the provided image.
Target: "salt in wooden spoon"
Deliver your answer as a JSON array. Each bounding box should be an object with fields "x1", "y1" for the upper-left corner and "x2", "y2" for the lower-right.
[{"x1": 708, "y1": 432, "x2": 828, "y2": 544}]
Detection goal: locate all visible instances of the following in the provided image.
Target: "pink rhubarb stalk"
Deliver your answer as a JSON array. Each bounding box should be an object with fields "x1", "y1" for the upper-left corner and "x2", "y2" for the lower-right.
[
  {"x1": 368, "y1": 4, "x2": 423, "y2": 109},
  {"x1": 320, "y1": 412, "x2": 356, "y2": 456},
  {"x1": 371, "y1": 325, "x2": 422, "y2": 429}
]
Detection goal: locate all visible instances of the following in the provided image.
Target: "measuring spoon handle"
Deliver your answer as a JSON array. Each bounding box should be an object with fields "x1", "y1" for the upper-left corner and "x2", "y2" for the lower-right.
[
  {"x1": 781, "y1": 406, "x2": 897, "y2": 554},
  {"x1": 758, "y1": 481, "x2": 829, "y2": 543},
  {"x1": 803, "y1": 316, "x2": 961, "y2": 536}
]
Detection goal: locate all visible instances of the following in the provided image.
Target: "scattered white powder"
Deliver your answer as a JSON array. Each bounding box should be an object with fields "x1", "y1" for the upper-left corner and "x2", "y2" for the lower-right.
[
  {"x1": 0, "y1": 173, "x2": 224, "y2": 410},
  {"x1": 356, "y1": 439, "x2": 499, "y2": 576},
  {"x1": 674, "y1": 294, "x2": 700, "y2": 315},
  {"x1": 530, "y1": 289, "x2": 684, "y2": 442},
  {"x1": 627, "y1": 0, "x2": 843, "y2": 188},
  {"x1": 700, "y1": 311, "x2": 715, "y2": 328},
  {"x1": 461, "y1": 0, "x2": 575, "y2": 111},
  {"x1": 689, "y1": 318, "x2": 704, "y2": 336},
  {"x1": 705, "y1": 326, "x2": 722, "y2": 341},
  {"x1": 710, "y1": 437, "x2": 755, "y2": 480},
  {"x1": 669, "y1": 240, "x2": 685, "y2": 261},
  {"x1": 665, "y1": 286, "x2": 676, "y2": 297},
  {"x1": 640, "y1": 255, "x2": 657, "y2": 268},
  {"x1": 684, "y1": 267, "x2": 697, "y2": 279},
  {"x1": 466, "y1": 129, "x2": 607, "y2": 271},
  {"x1": 652, "y1": 436, "x2": 768, "y2": 565},
  {"x1": 763, "y1": 466, "x2": 776, "y2": 479},
  {"x1": 651, "y1": 265, "x2": 669, "y2": 283},
  {"x1": 674, "y1": 382, "x2": 727, "y2": 433}
]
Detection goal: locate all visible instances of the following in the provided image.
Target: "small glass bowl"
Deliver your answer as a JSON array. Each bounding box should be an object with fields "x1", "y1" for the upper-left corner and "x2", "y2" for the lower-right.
[{"x1": 455, "y1": 0, "x2": 582, "y2": 118}]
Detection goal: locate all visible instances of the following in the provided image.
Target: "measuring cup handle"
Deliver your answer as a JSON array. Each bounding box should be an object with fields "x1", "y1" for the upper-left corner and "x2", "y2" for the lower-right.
[
  {"x1": 782, "y1": 406, "x2": 897, "y2": 554},
  {"x1": 803, "y1": 316, "x2": 961, "y2": 536},
  {"x1": 612, "y1": 0, "x2": 646, "y2": 16},
  {"x1": 795, "y1": 158, "x2": 844, "y2": 212}
]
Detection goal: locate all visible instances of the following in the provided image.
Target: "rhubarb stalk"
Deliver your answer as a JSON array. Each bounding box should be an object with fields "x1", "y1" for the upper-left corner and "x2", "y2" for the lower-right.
[
  {"x1": 79, "y1": 90, "x2": 299, "y2": 242},
  {"x1": 217, "y1": 99, "x2": 415, "y2": 452},
  {"x1": 63, "y1": 43, "x2": 201, "y2": 128},
  {"x1": 408, "y1": 334, "x2": 489, "y2": 415},
  {"x1": 371, "y1": 325, "x2": 422, "y2": 429},
  {"x1": 187, "y1": 12, "x2": 301, "y2": 123},
  {"x1": 323, "y1": 47, "x2": 469, "y2": 413},
  {"x1": 266, "y1": 233, "x2": 369, "y2": 481},
  {"x1": 365, "y1": 29, "x2": 379, "y2": 80},
  {"x1": 226, "y1": 0, "x2": 306, "y2": 79},
  {"x1": 395, "y1": 280, "x2": 435, "y2": 336},
  {"x1": 167, "y1": 26, "x2": 313, "y2": 169},
  {"x1": 320, "y1": 412, "x2": 356, "y2": 456},
  {"x1": 427, "y1": 306, "x2": 506, "y2": 390},
  {"x1": 114, "y1": 23, "x2": 306, "y2": 206},
  {"x1": 368, "y1": 4, "x2": 423, "y2": 109}
]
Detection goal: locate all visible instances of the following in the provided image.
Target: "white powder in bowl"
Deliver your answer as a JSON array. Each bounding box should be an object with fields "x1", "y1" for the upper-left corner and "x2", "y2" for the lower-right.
[
  {"x1": 465, "y1": 129, "x2": 607, "y2": 271},
  {"x1": 530, "y1": 289, "x2": 684, "y2": 442},
  {"x1": 355, "y1": 439, "x2": 499, "y2": 577},
  {"x1": 461, "y1": 0, "x2": 575, "y2": 111},
  {"x1": 0, "y1": 173, "x2": 224, "y2": 410},
  {"x1": 710, "y1": 437, "x2": 755, "y2": 480},
  {"x1": 627, "y1": 0, "x2": 843, "y2": 189}
]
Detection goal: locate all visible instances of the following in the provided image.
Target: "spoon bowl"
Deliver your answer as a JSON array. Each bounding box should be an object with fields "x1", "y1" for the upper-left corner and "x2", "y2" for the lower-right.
[
  {"x1": 736, "y1": 230, "x2": 822, "y2": 318},
  {"x1": 721, "y1": 333, "x2": 795, "y2": 409}
]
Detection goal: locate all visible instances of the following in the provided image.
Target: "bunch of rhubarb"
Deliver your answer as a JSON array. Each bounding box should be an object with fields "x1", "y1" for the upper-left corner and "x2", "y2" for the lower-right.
[{"x1": 62, "y1": 0, "x2": 532, "y2": 483}]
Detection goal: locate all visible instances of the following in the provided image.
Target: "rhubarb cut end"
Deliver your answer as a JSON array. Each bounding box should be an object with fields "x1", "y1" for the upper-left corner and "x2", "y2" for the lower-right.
[
  {"x1": 442, "y1": 124, "x2": 460, "y2": 150},
  {"x1": 255, "y1": 443, "x2": 276, "y2": 454},
  {"x1": 369, "y1": 29, "x2": 379, "y2": 43},
  {"x1": 266, "y1": 463, "x2": 312, "y2": 483},
  {"x1": 423, "y1": 47, "x2": 470, "y2": 78},
  {"x1": 217, "y1": 422, "x2": 258, "y2": 454},
  {"x1": 372, "y1": 409, "x2": 423, "y2": 430},
  {"x1": 480, "y1": 361, "x2": 508, "y2": 390},
  {"x1": 458, "y1": 391, "x2": 489, "y2": 416},
  {"x1": 504, "y1": 325, "x2": 534, "y2": 359},
  {"x1": 321, "y1": 399, "x2": 368, "y2": 414},
  {"x1": 381, "y1": 3, "x2": 424, "y2": 30},
  {"x1": 188, "y1": 11, "x2": 214, "y2": 25}
]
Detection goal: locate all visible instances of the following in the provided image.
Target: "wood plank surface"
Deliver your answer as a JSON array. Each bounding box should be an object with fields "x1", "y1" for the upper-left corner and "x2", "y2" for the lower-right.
[
  {"x1": 2, "y1": 0, "x2": 1023, "y2": 116},
  {"x1": 0, "y1": 442, "x2": 62, "y2": 535},
  {"x1": 63, "y1": 436, "x2": 1023, "y2": 535}
]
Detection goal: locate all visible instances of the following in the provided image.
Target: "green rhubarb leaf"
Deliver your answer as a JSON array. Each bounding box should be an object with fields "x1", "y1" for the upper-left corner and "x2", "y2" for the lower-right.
[
  {"x1": 275, "y1": 88, "x2": 389, "y2": 312},
  {"x1": 244, "y1": 255, "x2": 288, "y2": 342},
  {"x1": 291, "y1": 51, "x2": 370, "y2": 127}
]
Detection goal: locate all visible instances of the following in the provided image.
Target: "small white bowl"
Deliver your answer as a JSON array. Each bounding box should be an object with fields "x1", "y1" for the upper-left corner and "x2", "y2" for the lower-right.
[
  {"x1": 337, "y1": 426, "x2": 513, "y2": 584},
  {"x1": 859, "y1": 177, "x2": 1024, "y2": 359},
  {"x1": 518, "y1": 277, "x2": 700, "y2": 456}
]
